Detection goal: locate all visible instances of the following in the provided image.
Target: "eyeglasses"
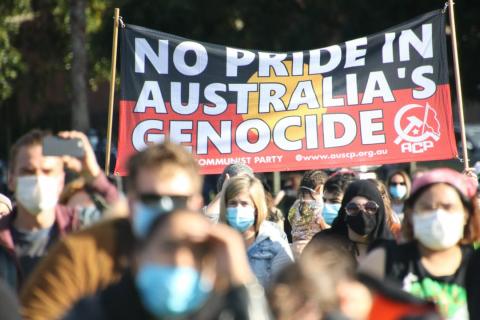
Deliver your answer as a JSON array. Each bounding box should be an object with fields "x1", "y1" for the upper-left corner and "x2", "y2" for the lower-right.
[
  {"x1": 390, "y1": 182, "x2": 406, "y2": 186},
  {"x1": 345, "y1": 201, "x2": 379, "y2": 216}
]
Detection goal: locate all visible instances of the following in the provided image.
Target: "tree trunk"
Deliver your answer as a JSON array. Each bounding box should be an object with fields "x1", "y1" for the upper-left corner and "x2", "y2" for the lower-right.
[{"x1": 70, "y1": 0, "x2": 89, "y2": 132}]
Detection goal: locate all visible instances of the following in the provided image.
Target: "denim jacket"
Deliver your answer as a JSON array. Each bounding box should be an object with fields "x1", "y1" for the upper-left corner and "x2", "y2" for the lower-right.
[{"x1": 247, "y1": 221, "x2": 294, "y2": 287}]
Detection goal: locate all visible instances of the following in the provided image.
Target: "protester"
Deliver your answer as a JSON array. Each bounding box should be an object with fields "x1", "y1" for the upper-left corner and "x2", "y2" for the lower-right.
[
  {"x1": 359, "y1": 168, "x2": 479, "y2": 319},
  {"x1": 270, "y1": 237, "x2": 439, "y2": 320},
  {"x1": 204, "y1": 163, "x2": 254, "y2": 223},
  {"x1": 288, "y1": 170, "x2": 328, "y2": 258},
  {"x1": 368, "y1": 179, "x2": 402, "y2": 241},
  {"x1": 267, "y1": 264, "x2": 326, "y2": 320},
  {"x1": 0, "y1": 129, "x2": 118, "y2": 290},
  {"x1": 322, "y1": 170, "x2": 358, "y2": 226},
  {"x1": 219, "y1": 175, "x2": 294, "y2": 287},
  {"x1": 20, "y1": 141, "x2": 203, "y2": 320},
  {"x1": 275, "y1": 172, "x2": 302, "y2": 242},
  {"x1": 386, "y1": 170, "x2": 411, "y2": 221},
  {"x1": 59, "y1": 177, "x2": 106, "y2": 228},
  {"x1": 309, "y1": 180, "x2": 393, "y2": 263},
  {"x1": 64, "y1": 210, "x2": 272, "y2": 319},
  {"x1": 259, "y1": 176, "x2": 285, "y2": 230}
]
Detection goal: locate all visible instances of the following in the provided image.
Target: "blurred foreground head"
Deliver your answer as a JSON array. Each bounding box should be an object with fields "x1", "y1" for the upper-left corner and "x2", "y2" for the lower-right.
[
  {"x1": 268, "y1": 238, "x2": 361, "y2": 320},
  {"x1": 126, "y1": 141, "x2": 204, "y2": 238},
  {"x1": 134, "y1": 209, "x2": 255, "y2": 318}
]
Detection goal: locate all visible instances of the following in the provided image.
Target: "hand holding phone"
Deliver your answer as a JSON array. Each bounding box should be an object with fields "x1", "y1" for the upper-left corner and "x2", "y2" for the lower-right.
[
  {"x1": 42, "y1": 136, "x2": 85, "y2": 158},
  {"x1": 43, "y1": 131, "x2": 101, "y2": 179}
]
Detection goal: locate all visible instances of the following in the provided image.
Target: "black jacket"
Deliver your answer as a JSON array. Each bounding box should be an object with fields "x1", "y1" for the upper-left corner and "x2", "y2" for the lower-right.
[{"x1": 63, "y1": 270, "x2": 272, "y2": 320}]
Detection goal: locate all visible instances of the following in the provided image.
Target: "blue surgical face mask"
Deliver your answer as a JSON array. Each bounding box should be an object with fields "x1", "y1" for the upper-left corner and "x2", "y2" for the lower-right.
[
  {"x1": 136, "y1": 264, "x2": 212, "y2": 317},
  {"x1": 132, "y1": 202, "x2": 163, "y2": 238},
  {"x1": 322, "y1": 203, "x2": 341, "y2": 225},
  {"x1": 226, "y1": 206, "x2": 255, "y2": 232},
  {"x1": 132, "y1": 196, "x2": 188, "y2": 238},
  {"x1": 389, "y1": 185, "x2": 407, "y2": 200}
]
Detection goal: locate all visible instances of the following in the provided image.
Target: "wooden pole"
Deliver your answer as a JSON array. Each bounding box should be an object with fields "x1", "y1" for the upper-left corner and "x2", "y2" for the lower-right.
[
  {"x1": 273, "y1": 171, "x2": 281, "y2": 195},
  {"x1": 105, "y1": 8, "x2": 120, "y2": 175},
  {"x1": 448, "y1": 0, "x2": 469, "y2": 170}
]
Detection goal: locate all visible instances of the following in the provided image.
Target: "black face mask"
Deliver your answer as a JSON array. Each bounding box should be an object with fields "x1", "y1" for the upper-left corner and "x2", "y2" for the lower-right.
[{"x1": 345, "y1": 212, "x2": 376, "y2": 236}]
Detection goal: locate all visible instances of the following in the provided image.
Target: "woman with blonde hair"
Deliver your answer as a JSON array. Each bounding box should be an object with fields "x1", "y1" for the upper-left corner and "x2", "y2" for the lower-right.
[{"x1": 220, "y1": 175, "x2": 294, "y2": 287}]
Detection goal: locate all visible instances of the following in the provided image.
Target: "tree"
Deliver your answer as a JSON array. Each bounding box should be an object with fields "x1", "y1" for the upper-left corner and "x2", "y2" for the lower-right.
[
  {"x1": 0, "y1": 0, "x2": 30, "y2": 102},
  {"x1": 69, "y1": 0, "x2": 89, "y2": 132}
]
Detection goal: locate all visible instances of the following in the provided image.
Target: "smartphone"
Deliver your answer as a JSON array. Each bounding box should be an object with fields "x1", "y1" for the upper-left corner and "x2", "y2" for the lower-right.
[{"x1": 42, "y1": 136, "x2": 85, "y2": 158}]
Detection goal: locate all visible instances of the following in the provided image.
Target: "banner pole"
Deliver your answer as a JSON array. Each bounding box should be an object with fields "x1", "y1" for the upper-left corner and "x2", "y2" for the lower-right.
[
  {"x1": 105, "y1": 8, "x2": 121, "y2": 175},
  {"x1": 273, "y1": 171, "x2": 281, "y2": 195},
  {"x1": 447, "y1": 0, "x2": 469, "y2": 170}
]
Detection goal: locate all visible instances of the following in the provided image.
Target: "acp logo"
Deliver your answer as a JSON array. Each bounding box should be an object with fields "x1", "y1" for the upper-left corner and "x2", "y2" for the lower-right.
[{"x1": 394, "y1": 103, "x2": 440, "y2": 154}]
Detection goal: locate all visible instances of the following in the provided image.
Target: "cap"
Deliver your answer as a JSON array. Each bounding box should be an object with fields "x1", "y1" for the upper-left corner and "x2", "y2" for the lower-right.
[{"x1": 411, "y1": 168, "x2": 477, "y2": 199}]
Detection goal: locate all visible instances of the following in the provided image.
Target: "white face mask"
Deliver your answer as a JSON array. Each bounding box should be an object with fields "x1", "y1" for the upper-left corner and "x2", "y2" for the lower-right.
[
  {"x1": 16, "y1": 175, "x2": 60, "y2": 215},
  {"x1": 413, "y1": 209, "x2": 465, "y2": 251}
]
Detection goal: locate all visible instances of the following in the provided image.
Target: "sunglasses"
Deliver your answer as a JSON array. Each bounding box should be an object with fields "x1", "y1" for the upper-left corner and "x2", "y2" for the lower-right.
[
  {"x1": 139, "y1": 193, "x2": 189, "y2": 211},
  {"x1": 345, "y1": 201, "x2": 379, "y2": 216},
  {"x1": 390, "y1": 182, "x2": 406, "y2": 186}
]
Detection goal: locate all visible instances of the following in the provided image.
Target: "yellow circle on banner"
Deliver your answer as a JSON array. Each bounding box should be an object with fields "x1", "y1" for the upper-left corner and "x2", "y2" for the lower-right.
[{"x1": 244, "y1": 60, "x2": 325, "y2": 142}]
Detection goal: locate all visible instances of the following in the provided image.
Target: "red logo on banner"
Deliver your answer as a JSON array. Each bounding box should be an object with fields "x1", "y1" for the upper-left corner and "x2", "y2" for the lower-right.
[{"x1": 394, "y1": 103, "x2": 441, "y2": 153}]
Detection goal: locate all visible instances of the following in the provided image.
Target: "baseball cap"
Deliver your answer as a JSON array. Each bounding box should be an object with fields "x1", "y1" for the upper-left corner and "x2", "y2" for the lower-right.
[{"x1": 410, "y1": 168, "x2": 477, "y2": 199}]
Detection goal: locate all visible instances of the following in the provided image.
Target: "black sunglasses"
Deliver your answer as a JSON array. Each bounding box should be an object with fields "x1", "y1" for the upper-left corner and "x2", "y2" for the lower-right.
[
  {"x1": 139, "y1": 193, "x2": 189, "y2": 211},
  {"x1": 345, "y1": 201, "x2": 379, "y2": 216},
  {"x1": 390, "y1": 182, "x2": 406, "y2": 186}
]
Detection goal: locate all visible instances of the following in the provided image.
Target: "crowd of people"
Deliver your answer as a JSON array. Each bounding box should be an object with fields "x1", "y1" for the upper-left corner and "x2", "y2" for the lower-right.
[{"x1": 0, "y1": 128, "x2": 480, "y2": 319}]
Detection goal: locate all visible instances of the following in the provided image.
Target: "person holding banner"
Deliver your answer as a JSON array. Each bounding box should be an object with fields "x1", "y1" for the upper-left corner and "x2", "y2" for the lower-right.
[
  {"x1": 359, "y1": 168, "x2": 479, "y2": 319},
  {"x1": 219, "y1": 175, "x2": 294, "y2": 287}
]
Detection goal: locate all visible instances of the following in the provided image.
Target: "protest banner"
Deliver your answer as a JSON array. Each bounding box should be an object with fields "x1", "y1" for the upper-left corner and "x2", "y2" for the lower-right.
[{"x1": 111, "y1": 9, "x2": 458, "y2": 175}]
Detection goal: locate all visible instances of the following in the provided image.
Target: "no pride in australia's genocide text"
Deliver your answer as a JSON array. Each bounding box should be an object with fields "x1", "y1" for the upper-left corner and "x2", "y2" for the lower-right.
[{"x1": 114, "y1": 9, "x2": 457, "y2": 175}]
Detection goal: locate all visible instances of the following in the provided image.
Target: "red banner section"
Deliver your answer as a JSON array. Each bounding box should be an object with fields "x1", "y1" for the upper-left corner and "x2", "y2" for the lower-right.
[
  {"x1": 114, "y1": 10, "x2": 457, "y2": 175},
  {"x1": 115, "y1": 84, "x2": 456, "y2": 175}
]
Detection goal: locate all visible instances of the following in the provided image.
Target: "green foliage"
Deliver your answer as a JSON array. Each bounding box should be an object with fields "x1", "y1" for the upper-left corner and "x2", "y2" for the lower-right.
[
  {"x1": 0, "y1": 0, "x2": 479, "y2": 159},
  {"x1": 3, "y1": 0, "x2": 480, "y2": 103},
  {"x1": 0, "y1": 0, "x2": 30, "y2": 101}
]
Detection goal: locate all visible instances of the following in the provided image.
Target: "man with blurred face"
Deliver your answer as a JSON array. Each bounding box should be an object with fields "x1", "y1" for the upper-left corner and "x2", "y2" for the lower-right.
[
  {"x1": 65, "y1": 210, "x2": 270, "y2": 319},
  {"x1": 0, "y1": 129, "x2": 117, "y2": 290},
  {"x1": 20, "y1": 141, "x2": 203, "y2": 320}
]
